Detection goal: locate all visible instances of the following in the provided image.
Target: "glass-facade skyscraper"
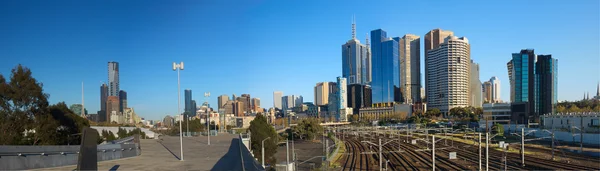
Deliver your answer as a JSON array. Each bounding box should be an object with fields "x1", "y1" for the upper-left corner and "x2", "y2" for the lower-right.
[
  {"x1": 108, "y1": 61, "x2": 119, "y2": 97},
  {"x1": 184, "y1": 89, "x2": 192, "y2": 116},
  {"x1": 535, "y1": 55, "x2": 558, "y2": 115},
  {"x1": 370, "y1": 29, "x2": 400, "y2": 105}
]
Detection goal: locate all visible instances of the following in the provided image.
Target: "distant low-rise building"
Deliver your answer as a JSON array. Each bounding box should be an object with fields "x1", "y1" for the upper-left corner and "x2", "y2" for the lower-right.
[
  {"x1": 481, "y1": 103, "x2": 511, "y2": 131},
  {"x1": 542, "y1": 113, "x2": 600, "y2": 131}
]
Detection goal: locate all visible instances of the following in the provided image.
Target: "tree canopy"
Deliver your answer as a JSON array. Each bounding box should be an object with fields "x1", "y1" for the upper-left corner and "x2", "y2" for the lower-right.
[
  {"x1": 248, "y1": 113, "x2": 278, "y2": 166},
  {"x1": 291, "y1": 118, "x2": 323, "y2": 141},
  {"x1": 0, "y1": 65, "x2": 91, "y2": 145}
]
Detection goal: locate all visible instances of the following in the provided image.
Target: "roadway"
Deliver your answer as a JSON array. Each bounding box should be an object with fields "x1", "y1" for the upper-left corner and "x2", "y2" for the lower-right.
[{"x1": 31, "y1": 134, "x2": 262, "y2": 171}]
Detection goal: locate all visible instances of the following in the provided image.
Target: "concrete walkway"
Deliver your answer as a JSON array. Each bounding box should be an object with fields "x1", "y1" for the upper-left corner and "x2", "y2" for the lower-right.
[{"x1": 31, "y1": 134, "x2": 262, "y2": 171}]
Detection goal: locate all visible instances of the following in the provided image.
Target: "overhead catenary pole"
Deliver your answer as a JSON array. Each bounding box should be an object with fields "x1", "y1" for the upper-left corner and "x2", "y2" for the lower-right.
[
  {"x1": 479, "y1": 133, "x2": 482, "y2": 171},
  {"x1": 486, "y1": 132, "x2": 489, "y2": 171},
  {"x1": 432, "y1": 135, "x2": 436, "y2": 171},
  {"x1": 205, "y1": 92, "x2": 211, "y2": 145},
  {"x1": 521, "y1": 128, "x2": 525, "y2": 167}
]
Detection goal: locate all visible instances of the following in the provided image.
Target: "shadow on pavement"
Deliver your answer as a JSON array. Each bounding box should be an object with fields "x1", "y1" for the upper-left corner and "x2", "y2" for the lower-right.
[
  {"x1": 109, "y1": 165, "x2": 120, "y2": 171},
  {"x1": 157, "y1": 140, "x2": 181, "y2": 160},
  {"x1": 210, "y1": 138, "x2": 263, "y2": 171}
]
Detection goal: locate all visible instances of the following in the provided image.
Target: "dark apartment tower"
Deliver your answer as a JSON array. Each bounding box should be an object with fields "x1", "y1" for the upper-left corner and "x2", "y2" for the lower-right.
[
  {"x1": 536, "y1": 55, "x2": 558, "y2": 116},
  {"x1": 184, "y1": 89, "x2": 192, "y2": 117},
  {"x1": 99, "y1": 83, "x2": 108, "y2": 122},
  {"x1": 119, "y1": 90, "x2": 127, "y2": 112},
  {"x1": 190, "y1": 100, "x2": 197, "y2": 116},
  {"x1": 347, "y1": 84, "x2": 364, "y2": 114},
  {"x1": 363, "y1": 85, "x2": 373, "y2": 108}
]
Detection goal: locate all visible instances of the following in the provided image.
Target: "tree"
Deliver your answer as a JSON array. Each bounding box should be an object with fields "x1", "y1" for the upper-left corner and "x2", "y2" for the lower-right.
[
  {"x1": 0, "y1": 65, "x2": 50, "y2": 145},
  {"x1": 248, "y1": 114, "x2": 278, "y2": 166},
  {"x1": 568, "y1": 105, "x2": 581, "y2": 113},
  {"x1": 291, "y1": 118, "x2": 323, "y2": 141},
  {"x1": 492, "y1": 123, "x2": 504, "y2": 136},
  {"x1": 424, "y1": 108, "x2": 441, "y2": 119},
  {"x1": 117, "y1": 127, "x2": 128, "y2": 138}
]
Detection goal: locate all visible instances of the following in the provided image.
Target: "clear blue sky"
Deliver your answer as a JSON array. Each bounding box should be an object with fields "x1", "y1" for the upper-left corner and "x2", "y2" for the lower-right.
[{"x1": 1, "y1": 0, "x2": 598, "y2": 120}]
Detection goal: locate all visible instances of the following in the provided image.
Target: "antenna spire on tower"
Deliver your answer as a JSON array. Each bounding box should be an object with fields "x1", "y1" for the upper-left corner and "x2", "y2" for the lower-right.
[{"x1": 351, "y1": 15, "x2": 356, "y2": 40}]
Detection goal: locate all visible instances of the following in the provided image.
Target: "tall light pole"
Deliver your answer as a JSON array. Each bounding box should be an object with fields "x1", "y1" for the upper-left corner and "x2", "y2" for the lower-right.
[
  {"x1": 187, "y1": 116, "x2": 190, "y2": 137},
  {"x1": 261, "y1": 137, "x2": 271, "y2": 168},
  {"x1": 205, "y1": 92, "x2": 211, "y2": 145},
  {"x1": 173, "y1": 62, "x2": 185, "y2": 161}
]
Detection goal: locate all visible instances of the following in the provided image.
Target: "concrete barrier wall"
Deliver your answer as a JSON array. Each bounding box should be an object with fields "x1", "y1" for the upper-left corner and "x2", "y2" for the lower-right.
[
  {"x1": 0, "y1": 143, "x2": 140, "y2": 170},
  {"x1": 503, "y1": 124, "x2": 600, "y2": 145},
  {"x1": 91, "y1": 126, "x2": 156, "y2": 138}
]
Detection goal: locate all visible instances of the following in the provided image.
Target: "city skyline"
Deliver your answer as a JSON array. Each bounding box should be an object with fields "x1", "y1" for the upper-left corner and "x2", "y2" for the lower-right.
[{"x1": 0, "y1": 0, "x2": 598, "y2": 120}]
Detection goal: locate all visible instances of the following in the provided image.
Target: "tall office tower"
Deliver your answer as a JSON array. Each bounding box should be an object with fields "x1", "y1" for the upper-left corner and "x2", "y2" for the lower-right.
[
  {"x1": 233, "y1": 101, "x2": 244, "y2": 117},
  {"x1": 273, "y1": 91, "x2": 283, "y2": 109},
  {"x1": 119, "y1": 90, "x2": 127, "y2": 112},
  {"x1": 106, "y1": 96, "x2": 120, "y2": 122},
  {"x1": 223, "y1": 101, "x2": 234, "y2": 115},
  {"x1": 99, "y1": 83, "x2": 108, "y2": 122},
  {"x1": 294, "y1": 96, "x2": 303, "y2": 108},
  {"x1": 190, "y1": 100, "x2": 197, "y2": 115},
  {"x1": 282, "y1": 95, "x2": 295, "y2": 110},
  {"x1": 424, "y1": 29, "x2": 454, "y2": 102},
  {"x1": 469, "y1": 60, "x2": 483, "y2": 107},
  {"x1": 314, "y1": 82, "x2": 337, "y2": 106},
  {"x1": 426, "y1": 35, "x2": 470, "y2": 114},
  {"x1": 184, "y1": 89, "x2": 192, "y2": 116},
  {"x1": 236, "y1": 96, "x2": 250, "y2": 112},
  {"x1": 251, "y1": 98, "x2": 261, "y2": 111},
  {"x1": 241, "y1": 94, "x2": 251, "y2": 112},
  {"x1": 489, "y1": 77, "x2": 501, "y2": 103},
  {"x1": 342, "y1": 18, "x2": 370, "y2": 85},
  {"x1": 483, "y1": 81, "x2": 492, "y2": 102},
  {"x1": 370, "y1": 29, "x2": 400, "y2": 105},
  {"x1": 108, "y1": 62, "x2": 120, "y2": 96},
  {"x1": 347, "y1": 84, "x2": 372, "y2": 114},
  {"x1": 536, "y1": 55, "x2": 558, "y2": 115},
  {"x1": 399, "y1": 34, "x2": 421, "y2": 103},
  {"x1": 232, "y1": 94, "x2": 237, "y2": 101},
  {"x1": 508, "y1": 49, "x2": 537, "y2": 123},
  {"x1": 218, "y1": 95, "x2": 229, "y2": 109}
]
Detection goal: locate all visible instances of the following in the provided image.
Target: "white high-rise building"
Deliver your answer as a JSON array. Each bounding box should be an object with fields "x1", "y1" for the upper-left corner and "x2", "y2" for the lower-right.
[
  {"x1": 273, "y1": 91, "x2": 283, "y2": 109},
  {"x1": 108, "y1": 62, "x2": 119, "y2": 96},
  {"x1": 426, "y1": 35, "x2": 470, "y2": 114},
  {"x1": 489, "y1": 76, "x2": 501, "y2": 103},
  {"x1": 399, "y1": 34, "x2": 421, "y2": 104}
]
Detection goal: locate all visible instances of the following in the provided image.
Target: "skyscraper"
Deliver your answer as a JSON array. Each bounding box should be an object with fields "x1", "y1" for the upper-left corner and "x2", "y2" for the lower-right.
[
  {"x1": 108, "y1": 62, "x2": 119, "y2": 96},
  {"x1": 483, "y1": 81, "x2": 492, "y2": 103},
  {"x1": 252, "y1": 98, "x2": 261, "y2": 111},
  {"x1": 282, "y1": 95, "x2": 295, "y2": 110},
  {"x1": 218, "y1": 95, "x2": 229, "y2": 109},
  {"x1": 314, "y1": 82, "x2": 337, "y2": 106},
  {"x1": 489, "y1": 76, "x2": 501, "y2": 103},
  {"x1": 184, "y1": 89, "x2": 192, "y2": 116},
  {"x1": 469, "y1": 60, "x2": 482, "y2": 107},
  {"x1": 370, "y1": 29, "x2": 400, "y2": 105},
  {"x1": 335, "y1": 77, "x2": 348, "y2": 120},
  {"x1": 535, "y1": 55, "x2": 558, "y2": 115},
  {"x1": 425, "y1": 29, "x2": 454, "y2": 102},
  {"x1": 119, "y1": 90, "x2": 127, "y2": 113},
  {"x1": 241, "y1": 94, "x2": 251, "y2": 112},
  {"x1": 294, "y1": 96, "x2": 303, "y2": 108},
  {"x1": 399, "y1": 34, "x2": 421, "y2": 103},
  {"x1": 273, "y1": 91, "x2": 283, "y2": 109},
  {"x1": 99, "y1": 83, "x2": 108, "y2": 122},
  {"x1": 508, "y1": 49, "x2": 537, "y2": 123},
  {"x1": 342, "y1": 18, "x2": 370, "y2": 85},
  {"x1": 426, "y1": 35, "x2": 470, "y2": 114},
  {"x1": 106, "y1": 96, "x2": 120, "y2": 122}
]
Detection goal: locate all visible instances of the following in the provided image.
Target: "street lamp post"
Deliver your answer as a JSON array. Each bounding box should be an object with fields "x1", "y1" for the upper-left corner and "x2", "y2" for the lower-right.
[
  {"x1": 187, "y1": 116, "x2": 190, "y2": 137},
  {"x1": 262, "y1": 137, "x2": 272, "y2": 168},
  {"x1": 205, "y1": 92, "x2": 211, "y2": 145},
  {"x1": 173, "y1": 62, "x2": 184, "y2": 161}
]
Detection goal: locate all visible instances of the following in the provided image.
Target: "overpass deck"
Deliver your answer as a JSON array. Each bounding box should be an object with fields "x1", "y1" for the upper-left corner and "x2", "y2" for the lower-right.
[{"x1": 31, "y1": 134, "x2": 262, "y2": 171}]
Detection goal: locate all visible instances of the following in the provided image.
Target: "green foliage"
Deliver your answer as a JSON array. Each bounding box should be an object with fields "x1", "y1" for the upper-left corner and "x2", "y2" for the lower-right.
[
  {"x1": 424, "y1": 108, "x2": 442, "y2": 119},
  {"x1": 291, "y1": 118, "x2": 323, "y2": 141},
  {"x1": 0, "y1": 65, "x2": 94, "y2": 145},
  {"x1": 557, "y1": 100, "x2": 600, "y2": 113},
  {"x1": 448, "y1": 106, "x2": 481, "y2": 122},
  {"x1": 249, "y1": 114, "x2": 278, "y2": 166},
  {"x1": 117, "y1": 127, "x2": 128, "y2": 138},
  {"x1": 492, "y1": 123, "x2": 504, "y2": 136}
]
